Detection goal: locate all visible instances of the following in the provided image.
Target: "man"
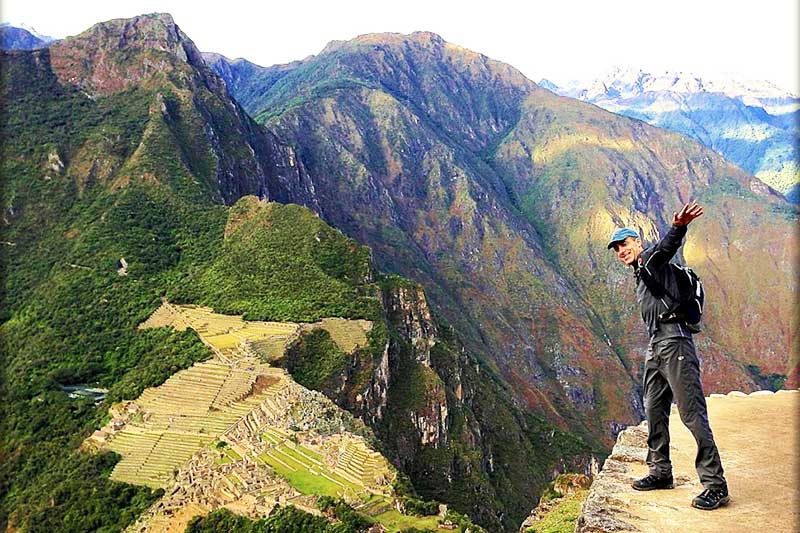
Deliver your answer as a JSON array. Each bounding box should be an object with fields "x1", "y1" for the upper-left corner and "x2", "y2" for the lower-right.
[{"x1": 607, "y1": 201, "x2": 729, "y2": 510}]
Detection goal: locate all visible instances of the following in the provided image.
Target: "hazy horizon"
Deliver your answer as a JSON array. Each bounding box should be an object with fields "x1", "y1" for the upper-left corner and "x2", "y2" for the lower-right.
[{"x1": 2, "y1": 0, "x2": 798, "y2": 94}]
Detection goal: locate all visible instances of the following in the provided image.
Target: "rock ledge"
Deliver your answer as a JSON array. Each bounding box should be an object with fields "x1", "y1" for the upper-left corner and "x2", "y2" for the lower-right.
[{"x1": 576, "y1": 389, "x2": 799, "y2": 532}]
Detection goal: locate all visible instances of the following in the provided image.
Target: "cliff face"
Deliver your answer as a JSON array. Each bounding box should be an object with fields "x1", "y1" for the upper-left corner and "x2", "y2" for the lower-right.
[
  {"x1": 383, "y1": 283, "x2": 449, "y2": 447},
  {"x1": 372, "y1": 278, "x2": 595, "y2": 531}
]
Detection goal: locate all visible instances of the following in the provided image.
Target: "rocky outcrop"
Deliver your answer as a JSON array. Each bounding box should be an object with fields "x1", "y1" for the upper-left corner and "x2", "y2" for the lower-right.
[
  {"x1": 48, "y1": 13, "x2": 208, "y2": 95},
  {"x1": 385, "y1": 283, "x2": 438, "y2": 366},
  {"x1": 576, "y1": 389, "x2": 800, "y2": 532},
  {"x1": 383, "y1": 282, "x2": 449, "y2": 446},
  {"x1": 359, "y1": 335, "x2": 390, "y2": 426},
  {"x1": 372, "y1": 278, "x2": 596, "y2": 531}
]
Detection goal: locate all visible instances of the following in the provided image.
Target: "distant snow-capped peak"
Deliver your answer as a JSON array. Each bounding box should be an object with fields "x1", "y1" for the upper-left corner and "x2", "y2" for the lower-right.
[
  {"x1": 549, "y1": 67, "x2": 798, "y2": 115},
  {"x1": 556, "y1": 67, "x2": 796, "y2": 100},
  {"x1": 0, "y1": 22, "x2": 55, "y2": 43}
]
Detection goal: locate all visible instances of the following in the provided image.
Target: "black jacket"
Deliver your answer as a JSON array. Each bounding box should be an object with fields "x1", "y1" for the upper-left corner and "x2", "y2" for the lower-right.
[{"x1": 633, "y1": 224, "x2": 691, "y2": 343}]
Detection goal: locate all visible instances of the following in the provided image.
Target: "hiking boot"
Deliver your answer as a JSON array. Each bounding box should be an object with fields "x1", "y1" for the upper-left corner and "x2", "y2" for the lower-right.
[
  {"x1": 692, "y1": 486, "x2": 729, "y2": 510},
  {"x1": 631, "y1": 474, "x2": 674, "y2": 491}
]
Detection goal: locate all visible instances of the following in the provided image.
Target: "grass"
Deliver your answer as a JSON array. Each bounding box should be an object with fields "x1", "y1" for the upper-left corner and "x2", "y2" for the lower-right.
[
  {"x1": 260, "y1": 451, "x2": 348, "y2": 498},
  {"x1": 281, "y1": 443, "x2": 323, "y2": 464},
  {"x1": 373, "y1": 509, "x2": 443, "y2": 532},
  {"x1": 258, "y1": 431, "x2": 369, "y2": 499},
  {"x1": 218, "y1": 447, "x2": 242, "y2": 464},
  {"x1": 524, "y1": 490, "x2": 588, "y2": 533}
]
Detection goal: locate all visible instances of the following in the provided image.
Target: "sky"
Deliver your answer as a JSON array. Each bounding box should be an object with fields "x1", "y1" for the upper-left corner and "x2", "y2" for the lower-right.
[{"x1": 2, "y1": 0, "x2": 798, "y2": 93}]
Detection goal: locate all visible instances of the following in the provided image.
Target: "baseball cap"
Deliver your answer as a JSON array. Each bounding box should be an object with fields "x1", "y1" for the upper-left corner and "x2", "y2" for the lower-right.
[{"x1": 607, "y1": 227, "x2": 640, "y2": 249}]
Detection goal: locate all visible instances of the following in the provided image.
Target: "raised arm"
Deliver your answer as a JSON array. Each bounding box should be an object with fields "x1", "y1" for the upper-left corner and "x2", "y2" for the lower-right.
[{"x1": 643, "y1": 202, "x2": 704, "y2": 270}]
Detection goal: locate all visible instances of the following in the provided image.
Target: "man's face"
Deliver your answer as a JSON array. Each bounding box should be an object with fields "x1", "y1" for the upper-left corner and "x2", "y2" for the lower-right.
[{"x1": 612, "y1": 237, "x2": 643, "y2": 266}]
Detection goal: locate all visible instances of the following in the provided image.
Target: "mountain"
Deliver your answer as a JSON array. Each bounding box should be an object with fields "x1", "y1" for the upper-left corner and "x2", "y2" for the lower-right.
[
  {"x1": 0, "y1": 15, "x2": 593, "y2": 532},
  {"x1": 2, "y1": 13, "x2": 797, "y2": 532},
  {"x1": 546, "y1": 68, "x2": 800, "y2": 203},
  {"x1": 209, "y1": 34, "x2": 645, "y2": 439},
  {"x1": 0, "y1": 23, "x2": 52, "y2": 50},
  {"x1": 201, "y1": 52, "x2": 301, "y2": 110},
  {"x1": 209, "y1": 32, "x2": 798, "y2": 439}
]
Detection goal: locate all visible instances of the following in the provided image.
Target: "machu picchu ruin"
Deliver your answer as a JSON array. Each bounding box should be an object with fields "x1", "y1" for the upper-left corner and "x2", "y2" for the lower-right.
[{"x1": 84, "y1": 302, "x2": 444, "y2": 532}]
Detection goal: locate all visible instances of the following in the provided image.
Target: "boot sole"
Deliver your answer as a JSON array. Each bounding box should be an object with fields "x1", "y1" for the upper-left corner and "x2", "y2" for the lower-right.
[
  {"x1": 631, "y1": 483, "x2": 674, "y2": 491},
  {"x1": 692, "y1": 495, "x2": 730, "y2": 510}
]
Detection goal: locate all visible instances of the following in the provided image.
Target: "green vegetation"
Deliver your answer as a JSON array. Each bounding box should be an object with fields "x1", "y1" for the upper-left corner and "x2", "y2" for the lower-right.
[
  {"x1": 179, "y1": 200, "x2": 381, "y2": 323},
  {"x1": 400, "y1": 496, "x2": 439, "y2": 516},
  {"x1": 0, "y1": 182, "x2": 389, "y2": 529},
  {"x1": 317, "y1": 496, "x2": 375, "y2": 531},
  {"x1": 186, "y1": 505, "x2": 349, "y2": 533},
  {"x1": 441, "y1": 509, "x2": 488, "y2": 533},
  {"x1": 1, "y1": 45, "x2": 223, "y2": 529},
  {"x1": 373, "y1": 510, "x2": 441, "y2": 532},
  {"x1": 0, "y1": 46, "x2": 392, "y2": 530},
  {"x1": 278, "y1": 329, "x2": 348, "y2": 392},
  {"x1": 523, "y1": 490, "x2": 588, "y2": 533}
]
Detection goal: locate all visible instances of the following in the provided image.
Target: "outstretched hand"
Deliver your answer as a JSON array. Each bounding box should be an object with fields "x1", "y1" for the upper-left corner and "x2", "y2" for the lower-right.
[{"x1": 673, "y1": 201, "x2": 704, "y2": 226}]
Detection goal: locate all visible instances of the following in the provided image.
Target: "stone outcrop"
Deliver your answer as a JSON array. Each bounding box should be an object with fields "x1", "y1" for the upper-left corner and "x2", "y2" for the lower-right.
[
  {"x1": 519, "y1": 474, "x2": 592, "y2": 532},
  {"x1": 577, "y1": 389, "x2": 800, "y2": 532},
  {"x1": 384, "y1": 283, "x2": 449, "y2": 447}
]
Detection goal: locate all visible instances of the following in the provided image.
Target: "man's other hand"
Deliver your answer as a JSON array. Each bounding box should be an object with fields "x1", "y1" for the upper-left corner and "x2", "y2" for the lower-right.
[{"x1": 673, "y1": 201, "x2": 704, "y2": 226}]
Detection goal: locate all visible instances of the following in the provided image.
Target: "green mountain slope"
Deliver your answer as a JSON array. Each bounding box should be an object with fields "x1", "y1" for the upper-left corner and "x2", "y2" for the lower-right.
[
  {"x1": 211, "y1": 31, "x2": 798, "y2": 440},
  {"x1": 1, "y1": 15, "x2": 592, "y2": 532},
  {"x1": 546, "y1": 70, "x2": 800, "y2": 202}
]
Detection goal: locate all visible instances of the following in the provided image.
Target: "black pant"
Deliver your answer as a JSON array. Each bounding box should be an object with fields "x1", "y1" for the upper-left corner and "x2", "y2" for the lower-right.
[{"x1": 643, "y1": 337, "x2": 726, "y2": 489}]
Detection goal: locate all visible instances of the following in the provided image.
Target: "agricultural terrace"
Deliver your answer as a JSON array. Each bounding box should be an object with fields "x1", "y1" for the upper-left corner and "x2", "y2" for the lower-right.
[
  {"x1": 107, "y1": 361, "x2": 288, "y2": 488},
  {"x1": 141, "y1": 302, "x2": 372, "y2": 361},
  {"x1": 311, "y1": 317, "x2": 373, "y2": 354},
  {"x1": 140, "y1": 302, "x2": 301, "y2": 362},
  {"x1": 258, "y1": 428, "x2": 393, "y2": 501}
]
